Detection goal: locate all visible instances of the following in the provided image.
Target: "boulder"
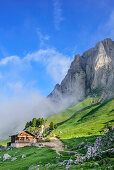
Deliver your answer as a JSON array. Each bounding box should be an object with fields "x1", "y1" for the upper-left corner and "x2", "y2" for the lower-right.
[
  {"x1": 45, "y1": 163, "x2": 50, "y2": 167},
  {"x1": 67, "y1": 158, "x2": 73, "y2": 165},
  {"x1": 94, "y1": 162, "x2": 99, "y2": 167},
  {"x1": 66, "y1": 164, "x2": 71, "y2": 170},
  {"x1": 84, "y1": 142, "x2": 93, "y2": 149},
  {"x1": 3, "y1": 154, "x2": 11, "y2": 161},
  {"x1": 21, "y1": 154, "x2": 26, "y2": 159},
  {"x1": 28, "y1": 165, "x2": 40, "y2": 170},
  {"x1": 11, "y1": 157, "x2": 17, "y2": 161},
  {"x1": 73, "y1": 142, "x2": 85, "y2": 150}
]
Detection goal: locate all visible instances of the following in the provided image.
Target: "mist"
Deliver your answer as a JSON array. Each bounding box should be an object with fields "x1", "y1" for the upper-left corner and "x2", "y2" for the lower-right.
[
  {"x1": 0, "y1": 47, "x2": 72, "y2": 141},
  {"x1": 0, "y1": 88, "x2": 81, "y2": 141},
  {"x1": 0, "y1": 92, "x2": 54, "y2": 141}
]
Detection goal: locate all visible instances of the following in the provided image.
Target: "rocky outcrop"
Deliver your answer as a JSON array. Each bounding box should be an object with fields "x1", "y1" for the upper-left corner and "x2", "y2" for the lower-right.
[
  {"x1": 85, "y1": 129, "x2": 114, "y2": 161},
  {"x1": 48, "y1": 38, "x2": 114, "y2": 105},
  {"x1": 3, "y1": 154, "x2": 11, "y2": 161}
]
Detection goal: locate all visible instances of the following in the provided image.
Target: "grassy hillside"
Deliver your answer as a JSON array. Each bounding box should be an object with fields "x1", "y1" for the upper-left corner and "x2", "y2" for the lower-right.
[
  {"x1": 47, "y1": 98, "x2": 114, "y2": 149},
  {"x1": 0, "y1": 139, "x2": 11, "y2": 147},
  {"x1": 55, "y1": 98, "x2": 114, "y2": 139},
  {"x1": 47, "y1": 97, "x2": 100, "y2": 124},
  {"x1": 0, "y1": 97, "x2": 113, "y2": 170},
  {"x1": 0, "y1": 147, "x2": 57, "y2": 170},
  {"x1": 0, "y1": 145, "x2": 113, "y2": 170}
]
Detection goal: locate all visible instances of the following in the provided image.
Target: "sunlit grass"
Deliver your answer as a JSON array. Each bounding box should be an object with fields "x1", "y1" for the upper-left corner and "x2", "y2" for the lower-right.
[
  {"x1": 47, "y1": 97, "x2": 100, "y2": 124},
  {"x1": 0, "y1": 147, "x2": 57, "y2": 170},
  {"x1": 0, "y1": 138, "x2": 11, "y2": 147},
  {"x1": 55, "y1": 99, "x2": 114, "y2": 139}
]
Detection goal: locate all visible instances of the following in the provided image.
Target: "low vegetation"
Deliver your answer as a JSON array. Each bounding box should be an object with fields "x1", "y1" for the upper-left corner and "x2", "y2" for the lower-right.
[
  {"x1": 0, "y1": 132, "x2": 113, "y2": 170},
  {"x1": 0, "y1": 139, "x2": 11, "y2": 147},
  {"x1": 0, "y1": 147, "x2": 57, "y2": 170},
  {"x1": 47, "y1": 96, "x2": 100, "y2": 124},
  {"x1": 0, "y1": 97, "x2": 113, "y2": 169},
  {"x1": 25, "y1": 117, "x2": 45, "y2": 129},
  {"x1": 49, "y1": 122, "x2": 57, "y2": 130},
  {"x1": 52, "y1": 98, "x2": 114, "y2": 140}
]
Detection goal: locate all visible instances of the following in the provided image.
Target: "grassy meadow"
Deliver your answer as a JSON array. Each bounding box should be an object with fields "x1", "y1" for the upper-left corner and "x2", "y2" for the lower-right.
[
  {"x1": 0, "y1": 139, "x2": 11, "y2": 147},
  {"x1": 47, "y1": 97, "x2": 100, "y2": 124},
  {"x1": 0, "y1": 146, "x2": 113, "y2": 170},
  {"x1": 48, "y1": 98, "x2": 114, "y2": 147},
  {"x1": 0, "y1": 147, "x2": 57, "y2": 170},
  {"x1": 0, "y1": 97, "x2": 114, "y2": 170}
]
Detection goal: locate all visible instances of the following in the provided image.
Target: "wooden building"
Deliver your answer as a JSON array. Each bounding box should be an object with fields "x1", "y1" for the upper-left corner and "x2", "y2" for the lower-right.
[
  {"x1": 8, "y1": 131, "x2": 36, "y2": 148},
  {"x1": 11, "y1": 131, "x2": 35, "y2": 143}
]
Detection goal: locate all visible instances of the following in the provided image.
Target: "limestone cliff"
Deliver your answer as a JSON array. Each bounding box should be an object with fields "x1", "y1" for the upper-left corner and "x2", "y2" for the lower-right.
[{"x1": 48, "y1": 38, "x2": 114, "y2": 105}]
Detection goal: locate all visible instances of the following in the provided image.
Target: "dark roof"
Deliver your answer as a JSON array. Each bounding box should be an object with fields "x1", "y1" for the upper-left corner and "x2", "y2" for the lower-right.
[
  {"x1": 10, "y1": 130, "x2": 35, "y2": 137},
  {"x1": 9, "y1": 134, "x2": 18, "y2": 137},
  {"x1": 24, "y1": 130, "x2": 35, "y2": 136}
]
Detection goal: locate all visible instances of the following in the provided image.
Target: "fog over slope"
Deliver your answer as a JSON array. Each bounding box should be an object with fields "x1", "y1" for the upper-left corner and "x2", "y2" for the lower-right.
[
  {"x1": 0, "y1": 92, "x2": 77, "y2": 141},
  {"x1": 0, "y1": 49, "x2": 72, "y2": 141},
  {"x1": 0, "y1": 38, "x2": 114, "y2": 141}
]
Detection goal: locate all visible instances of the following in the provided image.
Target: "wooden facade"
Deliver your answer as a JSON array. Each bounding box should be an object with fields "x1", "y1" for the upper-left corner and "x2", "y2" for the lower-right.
[
  {"x1": 8, "y1": 130, "x2": 44, "y2": 148},
  {"x1": 8, "y1": 131, "x2": 36, "y2": 148},
  {"x1": 11, "y1": 131, "x2": 35, "y2": 143}
]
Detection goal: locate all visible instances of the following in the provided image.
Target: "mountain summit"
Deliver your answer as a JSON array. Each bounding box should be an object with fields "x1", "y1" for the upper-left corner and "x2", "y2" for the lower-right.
[{"x1": 48, "y1": 38, "x2": 114, "y2": 105}]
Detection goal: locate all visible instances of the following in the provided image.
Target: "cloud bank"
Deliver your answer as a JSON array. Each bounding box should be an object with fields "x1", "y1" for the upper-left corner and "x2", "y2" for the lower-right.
[
  {"x1": 0, "y1": 92, "x2": 57, "y2": 140},
  {"x1": 0, "y1": 48, "x2": 71, "y2": 83},
  {"x1": 0, "y1": 47, "x2": 72, "y2": 140}
]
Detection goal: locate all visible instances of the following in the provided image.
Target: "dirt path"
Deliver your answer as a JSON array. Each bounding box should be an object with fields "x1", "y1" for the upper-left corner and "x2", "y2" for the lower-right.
[
  {"x1": 35, "y1": 137, "x2": 64, "y2": 154},
  {"x1": 44, "y1": 137, "x2": 64, "y2": 154}
]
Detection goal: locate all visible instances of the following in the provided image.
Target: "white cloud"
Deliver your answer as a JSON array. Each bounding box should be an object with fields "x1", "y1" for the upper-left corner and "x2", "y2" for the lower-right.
[
  {"x1": 0, "y1": 87, "x2": 77, "y2": 140},
  {"x1": 46, "y1": 51, "x2": 71, "y2": 82},
  {"x1": 53, "y1": 0, "x2": 64, "y2": 30},
  {"x1": 25, "y1": 48, "x2": 71, "y2": 83},
  {"x1": 0, "y1": 48, "x2": 71, "y2": 83},
  {"x1": 0, "y1": 93, "x2": 49, "y2": 140},
  {"x1": 0, "y1": 47, "x2": 73, "y2": 141},
  {"x1": 37, "y1": 29, "x2": 50, "y2": 47},
  {"x1": 0, "y1": 55, "x2": 20, "y2": 65}
]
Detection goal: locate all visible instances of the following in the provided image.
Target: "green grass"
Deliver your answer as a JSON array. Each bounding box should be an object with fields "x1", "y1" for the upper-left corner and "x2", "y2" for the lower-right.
[
  {"x1": 0, "y1": 136, "x2": 113, "y2": 170},
  {"x1": 61, "y1": 135, "x2": 98, "y2": 151},
  {"x1": 0, "y1": 146, "x2": 57, "y2": 170},
  {"x1": 0, "y1": 138, "x2": 11, "y2": 147},
  {"x1": 68, "y1": 159, "x2": 114, "y2": 170},
  {"x1": 55, "y1": 98, "x2": 114, "y2": 139},
  {"x1": 47, "y1": 97, "x2": 114, "y2": 151},
  {"x1": 0, "y1": 97, "x2": 113, "y2": 169},
  {"x1": 47, "y1": 97, "x2": 100, "y2": 124},
  {"x1": 26, "y1": 126, "x2": 41, "y2": 133}
]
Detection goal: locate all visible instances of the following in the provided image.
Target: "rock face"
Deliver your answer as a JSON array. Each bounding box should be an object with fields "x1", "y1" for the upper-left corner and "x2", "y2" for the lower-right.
[
  {"x1": 85, "y1": 129, "x2": 114, "y2": 160},
  {"x1": 48, "y1": 38, "x2": 114, "y2": 105}
]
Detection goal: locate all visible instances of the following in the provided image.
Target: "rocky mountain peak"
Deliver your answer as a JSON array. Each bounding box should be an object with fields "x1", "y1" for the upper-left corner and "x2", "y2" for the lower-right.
[{"x1": 48, "y1": 38, "x2": 114, "y2": 106}]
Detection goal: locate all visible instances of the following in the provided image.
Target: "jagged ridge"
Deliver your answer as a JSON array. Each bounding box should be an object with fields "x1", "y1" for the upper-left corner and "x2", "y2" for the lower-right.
[{"x1": 48, "y1": 38, "x2": 114, "y2": 106}]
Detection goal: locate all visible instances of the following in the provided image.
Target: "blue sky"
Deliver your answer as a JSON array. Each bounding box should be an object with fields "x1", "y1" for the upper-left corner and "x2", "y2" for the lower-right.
[
  {"x1": 0, "y1": 0, "x2": 114, "y2": 140},
  {"x1": 0, "y1": 0, "x2": 114, "y2": 97}
]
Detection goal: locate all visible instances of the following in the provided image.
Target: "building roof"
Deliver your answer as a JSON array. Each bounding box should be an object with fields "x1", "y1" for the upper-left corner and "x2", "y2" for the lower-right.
[
  {"x1": 10, "y1": 130, "x2": 35, "y2": 137},
  {"x1": 24, "y1": 130, "x2": 35, "y2": 136}
]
